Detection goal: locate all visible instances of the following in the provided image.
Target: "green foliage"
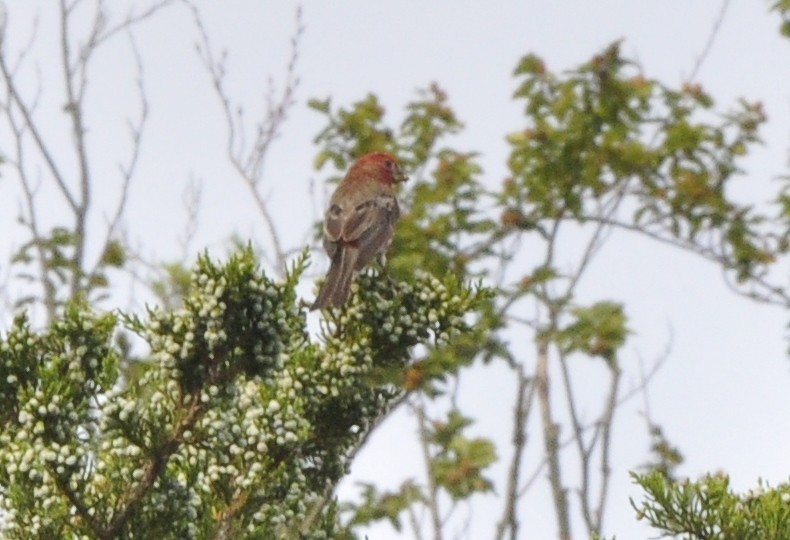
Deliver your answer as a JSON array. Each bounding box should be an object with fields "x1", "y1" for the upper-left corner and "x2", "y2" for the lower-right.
[
  {"x1": 340, "y1": 410, "x2": 496, "y2": 536},
  {"x1": 0, "y1": 5, "x2": 787, "y2": 538},
  {"x1": 12, "y1": 227, "x2": 127, "y2": 311},
  {"x1": 632, "y1": 471, "x2": 790, "y2": 539},
  {"x1": 309, "y1": 94, "x2": 396, "y2": 172},
  {"x1": 12, "y1": 227, "x2": 80, "y2": 308},
  {"x1": 506, "y1": 42, "x2": 777, "y2": 285},
  {"x1": 556, "y1": 301, "x2": 629, "y2": 367},
  {"x1": 772, "y1": 0, "x2": 790, "y2": 38},
  {"x1": 149, "y1": 262, "x2": 193, "y2": 310},
  {"x1": 641, "y1": 423, "x2": 685, "y2": 481},
  {"x1": 0, "y1": 247, "x2": 485, "y2": 538},
  {"x1": 342, "y1": 482, "x2": 422, "y2": 532},
  {"x1": 309, "y1": 38, "x2": 790, "y2": 538},
  {"x1": 428, "y1": 410, "x2": 497, "y2": 500},
  {"x1": 310, "y1": 84, "x2": 500, "y2": 400},
  {"x1": 310, "y1": 88, "x2": 502, "y2": 536},
  {"x1": 310, "y1": 84, "x2": 494, "y2": 281},
  {"x1": 100, "y1": 240, "x2": 127, "y2": 268}
]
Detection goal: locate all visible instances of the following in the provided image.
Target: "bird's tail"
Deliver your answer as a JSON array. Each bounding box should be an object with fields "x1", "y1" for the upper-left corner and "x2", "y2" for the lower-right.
[{"x1": 310, "y1": 247, "x2": 358, "y2": 310}]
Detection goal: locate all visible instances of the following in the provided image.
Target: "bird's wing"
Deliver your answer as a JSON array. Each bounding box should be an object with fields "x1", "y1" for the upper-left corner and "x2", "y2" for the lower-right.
[
  {"x1": 324, "y1": 193, "x2": 399, "y2": 269},
  {"x1": 323, "y1": 204, "x2": 344, "y2": 259},
  {"x1": 350, "y1": 194, "x2": 399, "y2": 269}
]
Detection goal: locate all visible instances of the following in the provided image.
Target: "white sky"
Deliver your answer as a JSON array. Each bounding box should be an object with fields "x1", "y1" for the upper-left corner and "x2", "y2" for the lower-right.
[{"x1": 1, "y1": 1, "x2": 789, "y2": 538}]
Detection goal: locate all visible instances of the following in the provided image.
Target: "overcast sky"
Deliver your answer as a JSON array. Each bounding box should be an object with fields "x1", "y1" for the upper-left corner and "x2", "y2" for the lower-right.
[{"x1": 1, "y1": 1, "x2": 789, "y2": 538}]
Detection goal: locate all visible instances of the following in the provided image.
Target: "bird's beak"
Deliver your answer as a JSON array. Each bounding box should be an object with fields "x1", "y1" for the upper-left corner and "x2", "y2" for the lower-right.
[{"x1": 394, "y1": 165, "x2": 408, "y2": 184}]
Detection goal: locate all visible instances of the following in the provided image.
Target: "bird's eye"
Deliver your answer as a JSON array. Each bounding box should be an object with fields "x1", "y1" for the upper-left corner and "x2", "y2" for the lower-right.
[{"x1": 386, "y1": 159, "x2": 395, "y2": 170}]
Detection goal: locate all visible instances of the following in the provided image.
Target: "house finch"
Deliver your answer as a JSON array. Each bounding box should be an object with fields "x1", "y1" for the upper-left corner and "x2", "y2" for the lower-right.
[{"x1": 311, "y1": 152, "x2": 408, "y2": 310}]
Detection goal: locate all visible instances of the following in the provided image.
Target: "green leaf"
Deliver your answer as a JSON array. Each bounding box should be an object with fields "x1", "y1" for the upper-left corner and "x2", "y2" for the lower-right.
[{"x1": 514, "y1": 53, "x2": 546, "y2": 75}]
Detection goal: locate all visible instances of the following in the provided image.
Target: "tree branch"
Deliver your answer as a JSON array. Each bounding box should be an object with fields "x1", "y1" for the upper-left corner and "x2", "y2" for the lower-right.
[
  {"x1": 592, "y1": 365, "x2": 620, "y2": 532},
  {"x1": 99, "y1": 393, "x2": 204, "y2": 539},
  {"x1": 0, "y1": 18, "x2": 78, "y2": 212},
  {"x1": 89, "y1": 29, "x2": 149, "y2": 284},
  {"x1": 687, "y1": 0, "x2": 732, "y2": 82},
  {"x1": 91, "y1": 0, "x2": 177, "y2": 50},
  {"x1": 413, "y1": 398, "x2": 444, "y2": 540},
  {"x1": 58, "y1": 0, "x2": 93, "y2": 296},
  {"x1": 493, "y1": 366, "x2": 534, "y2": 540},
  {"x1": 190, "y1": 2, "x2": 303, "y2": 273},
  {"x1": 535, "y1": 341, "x2": 571, "y2": 540}
]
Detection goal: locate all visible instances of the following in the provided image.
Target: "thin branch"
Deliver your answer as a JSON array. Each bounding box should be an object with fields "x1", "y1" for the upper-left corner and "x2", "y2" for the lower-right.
[
  {"x1": 91, "y1": 0, "x2": 177, "y2": 50},
  {"x1": 5, "y1": 107, "x2": 58, "y2": 320},
  {"x1": 0, "y1": 22, "x2": 78, "y2": 212},
  {"x1": 53, "y1": 473, "x2": 106, "y2": 535},
  {"x1": 189, "y1": 2, "x2": 303, "y2": 273},
  {"x1": 178, "y1": 174, "x2": 203, "y2": 260},
  {"x1": 493, "y1": 367, "x2": 535, "y2": 540},
  {"x1": 413, "y1": 398, "x2": 444, "y2": 540},
  {"x1": 687, "y1": 0, "x2": 732, "y2": 82},
  {"x1": 90, "y1": 29, "x2": 148, "y2": 283},
  {"x1": 0, "y1": 11, "x2": 58, "y2": 319},
  {"x1": 518, "y1": 339, "x2": 671, "y2": 502},
  {"x1": 72, "y1": 0, "x2": 104, "y2": 102},
  {"x1": 59, "y1": 0, "x2": 92, "y2": 296},
  {"x1": 100, "y1": 394, "x2": 204, "y2": 539},
  {"x1": 293, "y1": 390, "x2": 411, "y2": 535},
  {"x1": 7, "y1": 10, "x2": 40, "y2": 77},
  {"x1": 451, "y1": 502, "x2": 473, "y2": 540},
  {"x1": 556, "y1": 346, "x2": 595, "y2": 531},
  {"x1": 566, "y1": 183, "x2": 627, "y2": 295},
  {"x1": 592, "y1": 365, "x2": 620, "y2": 532},
  {"x1": 617, "y1": 332, "x2": 673, "y2": 406},
  {"x1": 583, "y1": 214, "x2": 790, "y2": 307},
  {"x1": 65, "y1": 0, "x2": 85, "y2": 12},
  {"x1": 288, "y1": 488, "x2": 333, "y2": 540},
  {"x1": 214, "y1": 489, "x2": 252, "y2": 540},
  {"x1": 345, "y1": 391, "x2": 409, "y2": 465},
  {"x1": 407, "y1": 500, "x2": 427, "y2": 540},
  {"x1": 534, "y1": 341, "x2": 571, "y2": 540}
]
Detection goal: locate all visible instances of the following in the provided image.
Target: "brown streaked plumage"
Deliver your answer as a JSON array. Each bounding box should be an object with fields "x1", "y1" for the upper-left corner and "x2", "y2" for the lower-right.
[{"x1": 311, "y1": 152, "x2": 407, "y2": 310}]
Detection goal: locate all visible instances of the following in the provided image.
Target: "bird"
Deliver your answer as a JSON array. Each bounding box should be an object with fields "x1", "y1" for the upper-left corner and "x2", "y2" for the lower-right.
[{"x1": 311, "y1": 152, "x2": 407, "y2": 310}]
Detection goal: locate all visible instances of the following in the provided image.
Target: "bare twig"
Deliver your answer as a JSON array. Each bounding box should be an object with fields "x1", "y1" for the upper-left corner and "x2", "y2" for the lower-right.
[
  {"x1": 178, "y1": 174, "x2": 203, "y2": 260},
  {"x1": 566, "y1": 182, "x2": 627, "y2": 294},
  {"x1": 493, "y1": 367, "x2": 534, "y2": 540},
  {"x1": 0, "y1": 1, "x2": 176, "y2": 317},
  {"x1": 592, "y1": 365, "x2": 620, "y2": 532},
  {"x1": 91, "y1": 1, "x2": 177, "y2": 50},
  {"x1": 293, "y1": 390, "x2": 411, "y2": 536},
  {"x1": 413, "y1": 398, "x2": 444, "y2": 540},
  {"x1": 6, "y1": 10, "x2": 40, "y2": 76},
  {"x1": 59, "y1": 0, "x2": 93, "y2": 296},
  {"x1": 215, "y1": 489, "x2": 252, "y2": 540},
  {"x1": 556, "y1": 346, "x2": 595, "y2": 531},
  {"x1": 555, "y1": 205, "x2": 623, "y2": 536},
  {"x1": 90, "y1": 29, "x2": 149, "y2": 284},
  {"x1": 5, "y1": 101, "x2": 58, "y2": 319},
  {"x1": 407, "y1": 501, "x2": 427, "y2": 540},
  {"x1": 582, "y1": 214, "x2": 790, "y2": 307},
  {"x1": 0, "y1": 12, "x2": 57, "y2": 318},
  {"x1": 519, "y1": 338, "x2": 671, "y2": 500},
  {"x1": 0, "y1": 24, "x2": 77, "y2": 212},
  {"x1": 687, "y1": 0, "x2": 732, "y2": 82},
  {"x1": 617, "y1": 332, "x2": 673, "y2": 406},
  {"x1": 346, "y1": 391, "x2": 409, "y2": 464},
  {"x1": 534, "y1": 342, "x2": 570, "y2": 540},
  {"x1": 189, "y1": 2, "x2": 304, "y2": 273},
  {"x1": 452, "y1": 502, "x2": 473, "y2": 540}
]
